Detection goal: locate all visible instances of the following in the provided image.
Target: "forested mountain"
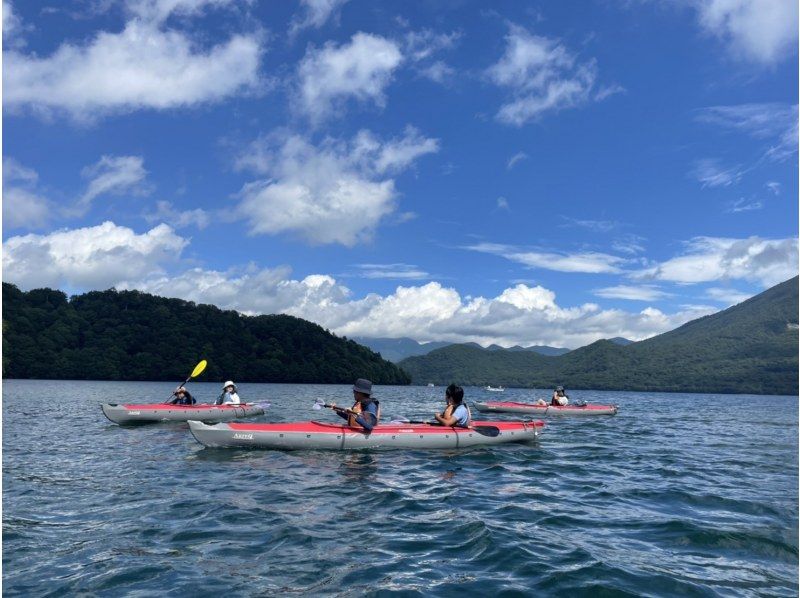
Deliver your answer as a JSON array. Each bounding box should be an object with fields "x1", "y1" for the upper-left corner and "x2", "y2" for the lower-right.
[
  {"x1": 2, "y1": 284, "x2": 410, "y2": 384},
  {"x1": 399, "y1": 277, "x2": 799, "y2": 395}
]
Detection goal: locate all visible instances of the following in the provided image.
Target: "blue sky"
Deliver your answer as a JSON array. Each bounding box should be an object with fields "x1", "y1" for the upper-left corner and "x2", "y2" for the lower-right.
[{"x1": 3, "y1": 0, "x2": 798, "y2": 348}]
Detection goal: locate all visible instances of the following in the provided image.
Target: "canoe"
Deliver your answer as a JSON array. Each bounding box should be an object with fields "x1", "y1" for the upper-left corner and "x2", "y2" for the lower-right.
[
  {"x1": 187, "y1": 419, "x2": 544, "y2": 450},
  {"x1": 473, "y1": 401, "x2": 618, "y2": 416},
  {"x1": 101, "y1": 402, "x2": 265, "y2": 425}
]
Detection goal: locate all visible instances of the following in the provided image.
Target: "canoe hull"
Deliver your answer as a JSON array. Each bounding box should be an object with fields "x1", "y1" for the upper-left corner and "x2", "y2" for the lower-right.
[
  {"x1": 188, "y1": 419, "x2": 543, "y2": 450},
  {"x1": 101, "y1": 403, "x2": 265, "y2": 425},
  {"x1": 473, "y1": 401, "x2": 618, "y2": 416}
]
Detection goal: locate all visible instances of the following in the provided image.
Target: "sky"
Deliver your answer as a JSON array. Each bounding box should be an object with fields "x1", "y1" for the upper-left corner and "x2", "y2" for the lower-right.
[{"x1": 2, "y1": 0, "x2": 798, "y2": 349}]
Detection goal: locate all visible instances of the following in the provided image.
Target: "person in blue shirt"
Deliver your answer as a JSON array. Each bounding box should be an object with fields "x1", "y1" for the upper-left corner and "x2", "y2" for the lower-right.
[
  {"x1": 330, "y1": 378, "x2": 380, "y2": 433},
  {"x1": 434, "y1": 384, "x2": 470, "y2": 428},
  {"x1": 168, "y1": 387, "x2": 196, "y2": 405}
]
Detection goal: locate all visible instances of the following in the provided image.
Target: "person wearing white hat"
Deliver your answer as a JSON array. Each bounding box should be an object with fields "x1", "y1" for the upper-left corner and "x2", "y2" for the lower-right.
[{"x1": 215, "y1": 381, "x2": 241, "y2": 405}]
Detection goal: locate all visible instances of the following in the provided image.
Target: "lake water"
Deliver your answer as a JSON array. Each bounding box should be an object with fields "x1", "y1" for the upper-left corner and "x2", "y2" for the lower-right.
[{"x1": 3, "y1": 380, "x2": 798, "y2": 596}]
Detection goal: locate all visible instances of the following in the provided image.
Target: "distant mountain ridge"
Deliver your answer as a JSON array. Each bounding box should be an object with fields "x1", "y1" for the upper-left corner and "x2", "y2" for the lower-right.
[
  {"x1": 354, "y1": 337, "x2": 570, "y2": 362},
  {"x1": 399, "y1": 277, "x2": 799, "y2": 395}
]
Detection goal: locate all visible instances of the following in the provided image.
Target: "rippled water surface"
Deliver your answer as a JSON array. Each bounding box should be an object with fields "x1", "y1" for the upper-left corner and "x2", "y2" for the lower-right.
[{"x1": 3, "y1": 380, "x2": 798, "y2": 596}]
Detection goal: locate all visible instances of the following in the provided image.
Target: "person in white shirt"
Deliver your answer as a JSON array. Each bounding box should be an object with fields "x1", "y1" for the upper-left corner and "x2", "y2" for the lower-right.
[
  {"x1": 216, "y1": 380, "x2": 241, "y2": 405},
  {"x1": 551, "y1": 385, "x2": 569, "y2": 406}
]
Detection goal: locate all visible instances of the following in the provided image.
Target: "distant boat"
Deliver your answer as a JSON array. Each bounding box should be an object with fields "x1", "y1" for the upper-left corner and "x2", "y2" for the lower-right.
[
  {"x1": 485, "y1": 385, "x2": 505, "y2": 392},
  {"x1": 427, "y1": 383, "x2": 435, "y2": 387}
]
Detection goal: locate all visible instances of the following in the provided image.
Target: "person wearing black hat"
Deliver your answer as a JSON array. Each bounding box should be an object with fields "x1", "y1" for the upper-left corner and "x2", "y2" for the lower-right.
[
  {"x1": 168, "y1": 386, "x2": 196, "y2": 405},
  {"x1": 551, "y1": 385, "x2": 569, "y2": 406},
  {"x1": 434, "y1": 384, "x2": 470, "y2": 428},
  {"x1": 330, "y1": 378, "x2": 380, "y2": 432}
]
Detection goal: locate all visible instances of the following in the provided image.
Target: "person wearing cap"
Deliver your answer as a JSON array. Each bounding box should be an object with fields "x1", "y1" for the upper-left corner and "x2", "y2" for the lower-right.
[
  {"x1": 434, "y1": 383, "x2": 470, "y2": 428},
  {"x1": 330, "y1": 378, "x2": 380, "y2": 433},
  {"x1": 168, "y1": 386, "x2": 196, "y2": 405},
  {"x1": 215, "y1": 381, "x2": 241, "y2": 405},
  {"x1": 551, "y1": 385, "x2": 569, "y2": 406}
]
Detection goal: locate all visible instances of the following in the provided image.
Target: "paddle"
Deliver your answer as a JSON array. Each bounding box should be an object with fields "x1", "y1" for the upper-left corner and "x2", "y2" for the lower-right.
[{"x1": 165, "y1": 360, "x2": 207, "y2": 403}]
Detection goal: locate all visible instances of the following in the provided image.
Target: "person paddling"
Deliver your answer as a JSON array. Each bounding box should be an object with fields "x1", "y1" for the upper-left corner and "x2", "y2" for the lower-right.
[
  {"x1": 434, "y1": 384, "x2": 470, "y2": 428},
  {"x1": 216, "y1": 381, "x2": 242, "y2": 405},
  {"x1": 551, "y1": 385, "x2": 569, "y2": 406},
  {"x1": 168, "y1": 386, "x2": 196, "y2": 405},
  {"x1": 330, "y1": 378, "x2": 380, "y2": 433}
]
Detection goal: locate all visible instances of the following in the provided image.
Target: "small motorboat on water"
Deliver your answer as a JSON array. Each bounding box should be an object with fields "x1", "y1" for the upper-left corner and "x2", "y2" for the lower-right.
[
  {"x1": 485, "y1": 385, "x2": 505, "y2": 392},
  {"x1": 188, "y1": 419, "x2": 544, "y2": 450},
  {"x1": 101, "y1": 402, "x2": 265, "y2": 425},
  {"x1": 473, "y1": 400, "x2": 618, "y2": 416},
  {"x1": 427, "y1": 383, "x2": 435, "y2": 387}
]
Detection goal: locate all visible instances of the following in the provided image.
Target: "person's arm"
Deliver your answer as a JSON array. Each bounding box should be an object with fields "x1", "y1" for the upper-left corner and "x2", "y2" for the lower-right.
[
  {"x1": 434, "y1": 412, "x2": 458, "y2": 426},
  {"x1": 354, "y1": 402, "x2": 378, "y2": 432}
]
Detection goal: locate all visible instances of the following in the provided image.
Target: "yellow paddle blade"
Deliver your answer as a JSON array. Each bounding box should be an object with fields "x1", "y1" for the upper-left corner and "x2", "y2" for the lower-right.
[{"x1": 190, "y1": 359, "x2": 207, "y2": 379}]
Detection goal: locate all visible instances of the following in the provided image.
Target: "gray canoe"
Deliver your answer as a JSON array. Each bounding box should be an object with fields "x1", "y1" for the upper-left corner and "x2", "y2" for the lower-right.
[
  {"x1": 101, "y1": 402, "x2": 265, "y2": 425},
  {"x1": 473, "y1": 401, "x2": 618, "y2": 416},
  {"x1": 188, "y1": 419, "x2": 544, "y2": 450}
]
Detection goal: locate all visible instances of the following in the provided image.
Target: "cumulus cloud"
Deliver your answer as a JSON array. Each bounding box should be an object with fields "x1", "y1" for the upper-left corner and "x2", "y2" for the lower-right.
[
  {"x1": 635, "y1": 236, "x2": 798, "y2": 287},
  {"x1": 75, "y1": 155, "x2": 150, "y2": 213},
  {"x1": 233, "y1": 127, "x2": 438, "y2": 245},
  {"x1": 296, "y1": 32, "x2": 403, "y2": 122},
  {"x1": 289, "y1": 0, "x2": 349, "y2": 37},
  {"x1": 4, "y1": 18, "x2": 261, "y2": 120},
  {"x1": 696, "y1": 0, "x2": 798, "y2": 64},
  {"x1": 143, "y1": 200, "x2": 210, "y2": 229},
  {"x1": 2, "y1": 221, "x2": 187, "y2": 290},
  {"x1": 3, "y1": 158, "x2": 52, "y2": 230},
  {"x1": 487, "y1": 24, "x2": 608, "y2": 125},
  {"x1": 119, "y1": 268, "x2": 718, "y2": 348},
  {"x1": 467, "y1": 242, "x2": 629, "y2": 274},
  {"x1": 125, "y1": 0, "x2": 240, "y2": 23}
]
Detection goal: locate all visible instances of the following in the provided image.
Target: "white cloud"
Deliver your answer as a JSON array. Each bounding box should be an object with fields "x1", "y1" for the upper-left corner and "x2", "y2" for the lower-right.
[
  {"x1": 4, "y1": 19, "x2": 261, "y2": 120},
  {"x1": 404, "y1": 29, "x2": 460, "y2": 62},
  {"x1": 351, "y1": 263, "x2": 431, "y2": 280},
  {"x1": 487, "y1": 24, "x2": 607, "y2": 125},
  {"x1": 143, "y1": 200, "x2": 210, "y2": 229},
  {"x1": 289, "y1": 0, "x2": 349, "y2": 37},
  {"x1": 705, "y1": 286, "x2": 754, "y2": 305},
  {"x1": 2, "y1": 221, "x2": 187, "y2": 290},
  {"x1": 594, "y1": 285, "x2": 670, "y2": 301},
  {"x1": 612, "y1": 234, "x2": 647, "y2": 255},
  {"x1": 766, "y1": 181, "x2": 781, "y2": 195},
  {"x1": 635, "y1": 236, "x2": 798, "y2": 287},
  {"x1": 125, "y1": 0, "x2": 240, "y2": 23},
  {"x1": 3, "y1": 158, "x2": 52, "y2": 230},
  {"x1": 561, "y1": 217, "x2": 620, "y2": 233},
  {"x1": 296, "y1": 32, "x2": 402, "y2": 122},
  {"x1": 419, "y1": 60, "x2": 455, "y2": 83},
  {"x1": 120, "y1": 268, "x2": 718, "y2": 348},
  {"x1": 506, "y1": 151, "x2": 528, "y2": 170},
  {"x1": 696, "y1": 103, "x2": 798, "y2": 162},
  {"x1": 496, "y1": 197, "x2": 510, "y2": 210},
  {"x1": 726, "y1": 197, "x2": 763, "y2": 212},
  {"x1": 233, "y1": 128, "x2": 438, "y2": 245},
  {"x1": 696, "y1": 0, "x2": 798, "y2": 64},
  {"x1": 691, "y1": 158, "x2": 744, "y2": 187},
  {"x1": 3, "y1": 0, "x2": 26, "y2": 48},
  {"x1": 468, "y1": 242, "x2": 629, "y2": 274},
  {"x1": 76, "y1": 155, "x2": 150, "y2": 213}
]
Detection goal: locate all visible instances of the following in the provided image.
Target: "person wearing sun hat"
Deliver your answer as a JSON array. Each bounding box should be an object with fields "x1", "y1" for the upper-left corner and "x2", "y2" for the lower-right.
[
  {"x1": 329, "y1": 378, "x2": 380, "y2": 432},
  {"x1": 215, "y1": 380, "x2": 241, "y2": 405},
  {"x1": 551, "y1": 385, "x2": 569, "y2": 406}
]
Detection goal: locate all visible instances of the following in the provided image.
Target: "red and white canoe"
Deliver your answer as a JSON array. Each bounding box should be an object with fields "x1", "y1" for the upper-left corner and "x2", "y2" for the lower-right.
[
  {"x1": 188, "y1": 419, "x2": 544, "y2": 450},
  {"x1": 473, "y1": 401, "x2": 618, "y2": 416},
  {"x1": 101, "y1": 402, "x2": 265, "y2": 425}
]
